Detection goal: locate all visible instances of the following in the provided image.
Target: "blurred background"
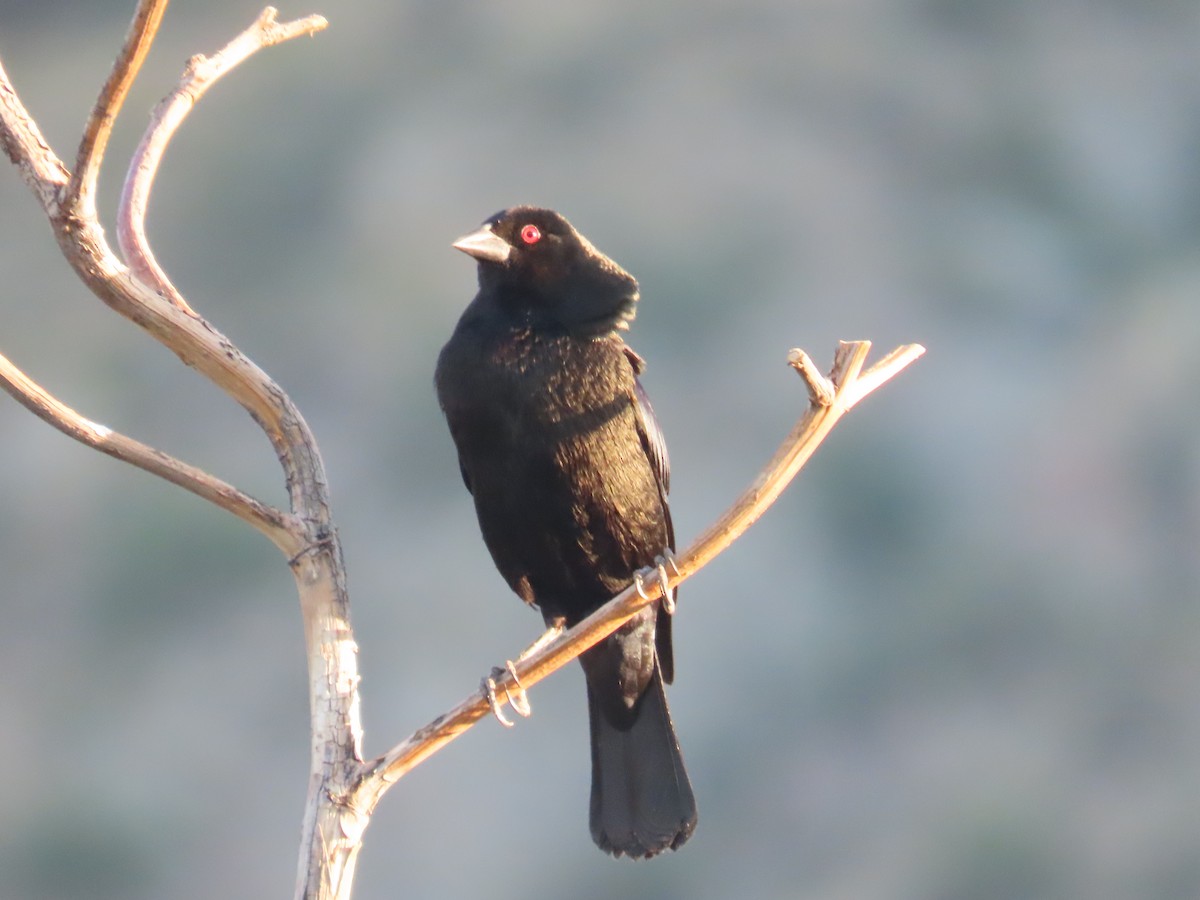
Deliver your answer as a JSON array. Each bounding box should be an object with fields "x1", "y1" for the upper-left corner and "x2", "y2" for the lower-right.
[{"x1": 1, "y1": 1, "x2": 1198, "y2": 897}]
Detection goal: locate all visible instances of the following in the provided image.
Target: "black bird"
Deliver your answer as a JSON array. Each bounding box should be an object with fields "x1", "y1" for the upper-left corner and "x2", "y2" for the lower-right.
[{"x1": 435, "y1": 206, "x2": 697, "y2": 858}]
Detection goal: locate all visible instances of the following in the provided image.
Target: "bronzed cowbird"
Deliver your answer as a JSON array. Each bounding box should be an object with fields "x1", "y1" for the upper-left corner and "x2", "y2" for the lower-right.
[{"x1": 435, "y1": 206, "x2": 697, "y2": 858}]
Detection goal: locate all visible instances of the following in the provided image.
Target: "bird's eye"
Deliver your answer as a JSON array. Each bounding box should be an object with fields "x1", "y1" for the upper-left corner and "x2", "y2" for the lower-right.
[{"x1": 520, "y1": 224, "x2": 542, "y2": 245}]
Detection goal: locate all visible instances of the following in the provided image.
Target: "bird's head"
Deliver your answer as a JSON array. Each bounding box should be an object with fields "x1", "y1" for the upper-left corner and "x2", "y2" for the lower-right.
[{"x1": 453, "y1": 206, "x2": 639, "y2": 337}]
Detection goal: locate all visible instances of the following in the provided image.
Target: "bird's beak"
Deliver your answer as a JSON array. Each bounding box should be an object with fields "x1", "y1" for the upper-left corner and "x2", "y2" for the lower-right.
[{"x1": 452, "y1": 226, "x2": 511, "y2": 264}]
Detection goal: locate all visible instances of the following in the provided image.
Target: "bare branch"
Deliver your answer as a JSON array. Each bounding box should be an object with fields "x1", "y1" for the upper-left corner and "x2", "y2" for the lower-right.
[
  {"x1": 678, "y1": 340, "x2": 923, "y2": 579},
  {"x1": 788, "y1": 347, "x2": 834, "y2": 406},
  {"x1": 349, "y1": 340, "x2": 926, "y2": 812},
  {"x1": 118, "y1": 7, "x2": 329, "y2": 310},
  {"x1": 7, "y1": 14, "x2": 334, "y2": 524},
  {"x1": 0, "y1": 8, "x2": 320, "y2": 551},
  {"x1": 67, "y1": 0, "x2": 170, "y2": 216},
  {"x1": 0, "y1": 350, "x2": 300, "y2": 553},
  {"x1": 3, "y1": 10, "x2": 351, "y2": 898},
  {"x1": 0, "y1": 58, "x2": 70, "y2": 205},
  {"x1": 841, "y1": 341, "x2": 928, "y2": 409}
]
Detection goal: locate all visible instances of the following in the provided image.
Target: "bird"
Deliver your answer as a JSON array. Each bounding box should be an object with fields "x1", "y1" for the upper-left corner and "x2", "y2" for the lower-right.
[{"x1": 435, "y1": 206, "x2": 697, "y2": 859}]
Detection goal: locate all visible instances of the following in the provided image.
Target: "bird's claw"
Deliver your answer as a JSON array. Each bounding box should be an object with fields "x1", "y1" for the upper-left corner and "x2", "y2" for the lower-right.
[
  {"x1": 634, "y1": 551, "x2": 679, "y2": 615},
  {"x1": 655, "y1": 553, "x2": 678, "y2": 614},
  {"x1": 482, "y1": 660, "x2": 531, "y2": 728},
  {"x1": 481, "y1": 675, "x2": 514, "y2": 727},
  {"x1": 501, "y1": 660, "x2": 532, "y2": 718},
  {"x1": 634, "y1": 569, "x2": 651, "y2": 601}
]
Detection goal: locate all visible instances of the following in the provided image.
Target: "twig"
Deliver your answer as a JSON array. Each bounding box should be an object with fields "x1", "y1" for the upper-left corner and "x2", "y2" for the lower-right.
[
  {"x1": 118, "y1": 7, "x2": 329, "y2": 311},
  {"x1": 67, "y1": 0, "x2": 169, "y2": 216},
  {"x1": 0, "y1": 349, "x2": 299, "y2": 553},
  {"x1": 840, "y1": 341, "x2": 929, "y2": 409},
  {"x1": 788, "y1": 347, "x2": 834, "y2": 406},
  {"x1": 348, "y1": 340, "x2": 926, "y2": 811},
  {"x1": 675, "y1": 340, "x2": 923, "y2": 580},
  {"x1": 0, "y1": 57, "x2": 70, "y2": 204}
]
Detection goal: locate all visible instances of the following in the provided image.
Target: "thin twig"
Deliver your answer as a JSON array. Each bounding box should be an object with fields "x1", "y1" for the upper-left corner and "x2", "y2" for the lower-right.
[
  {"x1": 68, "y1": 0, "x2": 170, "y2": 216},
  {"x1": 788, "y1": 347, "x2": 833, "y2": 406},
  {"x1": 0, "y1": 350, "x2": 300, "y2": 554},
  {"x1": 350, "y1": 340, "x2": 926, "y2": 810},
  {"x1": 0, "y1": 58, "x2": 70, "y2": 204},
  {"x1": 677, "y1": 340, "x2": 923, "y2": 579},
  {"x1": 842, "y1": 342, "x2": 928, "y2": 409},
  {"x1": 118, "y1": 7, "x2": 329, "y2": 310}
]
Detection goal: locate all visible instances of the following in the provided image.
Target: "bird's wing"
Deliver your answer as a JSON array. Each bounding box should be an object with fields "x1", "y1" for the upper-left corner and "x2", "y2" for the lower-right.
[
  {"x1": 624, "y1": 345, "x2": 678, "y2": 683},
  {"x1": 632, "y1": 375, "x2": 671, "y2": 501},
  {"x1": 624, "y1": 346, "x2": 674, "y2": 554}
]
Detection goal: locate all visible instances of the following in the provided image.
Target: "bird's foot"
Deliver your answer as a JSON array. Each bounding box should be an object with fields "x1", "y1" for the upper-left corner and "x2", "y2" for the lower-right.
[
  {"x1": 656, "y1": 552, "x2": 679, "y2": 614},
  {"x1": 481, "y1": 660, "x2": 531, "y2": 728},
  {"x1": 481, "y1": 621, "x2": 565, "y2": 727},
  {"x1": 634, "y1": 551, "x2": 680, "y2": 614},
  {"x1": 634, "y1": 570, "x2": 652, "y2": 601}
]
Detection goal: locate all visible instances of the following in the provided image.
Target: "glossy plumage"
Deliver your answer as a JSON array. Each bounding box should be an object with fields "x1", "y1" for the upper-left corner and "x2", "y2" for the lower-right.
[{"x1": 435, "y1": 207, "x2": 696, "y2": 858}]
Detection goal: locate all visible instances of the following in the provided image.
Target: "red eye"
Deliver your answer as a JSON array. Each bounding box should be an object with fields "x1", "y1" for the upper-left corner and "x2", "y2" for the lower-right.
[{"x1": 520, "y1": 224, "x2": 542, "y2": 245}]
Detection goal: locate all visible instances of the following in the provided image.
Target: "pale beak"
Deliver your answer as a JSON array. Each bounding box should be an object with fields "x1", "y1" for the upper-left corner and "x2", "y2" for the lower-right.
[{"x1": 452, "y1": 226, "x2": 511, "y2": 264}]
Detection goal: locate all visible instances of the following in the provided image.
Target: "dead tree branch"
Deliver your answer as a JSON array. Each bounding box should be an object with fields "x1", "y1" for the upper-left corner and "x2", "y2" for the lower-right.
[
  {"x1": 0, "y1": 5, "x2": 923, "y2": 898},
  {"x1": 1, "y1": 7, "x2": 361, "y2": 898},
  {"x1": 118, "y1": 6, "x2": 328, "y2": 311},
  {"x1": 0, "y1": 349, "x2": 296, "y2": 547},
  {"x1": 346, "y1": 339, "x2": 925, "y2": 813},
  {"x1": 68, "y1": 0, "x2": 169, "y2": 217}
]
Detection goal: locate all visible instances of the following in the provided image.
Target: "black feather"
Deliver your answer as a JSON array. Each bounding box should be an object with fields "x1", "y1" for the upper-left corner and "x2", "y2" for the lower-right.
[{"x1": 435, "y1": 206, "x2": 696, "y2": 858}]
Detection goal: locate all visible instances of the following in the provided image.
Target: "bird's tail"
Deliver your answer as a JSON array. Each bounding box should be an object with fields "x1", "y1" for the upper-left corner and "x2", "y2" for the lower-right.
[{"x1": 586, "y1": 665, "x2": 697, "y2": 858}]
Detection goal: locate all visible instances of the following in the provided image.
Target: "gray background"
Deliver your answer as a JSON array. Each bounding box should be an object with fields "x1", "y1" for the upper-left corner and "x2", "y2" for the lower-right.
[{"x1": 1, "y1": 1, "x2": 1198, "y2": 898}]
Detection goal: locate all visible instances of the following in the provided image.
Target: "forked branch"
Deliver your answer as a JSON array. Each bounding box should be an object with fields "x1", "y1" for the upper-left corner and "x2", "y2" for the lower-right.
[
  {"x1": 346, "y1": 340, "x2": 925, "y2": 812},
  {"x1": 119, "y1": 6, "x2": 329, "y2": 310},
  {"x1": 67, "y1": 0, "x2": 169, "y2": 216},
  {"x1": 0, "y1": 349, "x2": 296, "y2": 548},
  {"x1": 1, "y1": 7, "x2": 351, "y2": 899},
  {"x1": 0, "y1": 3, "x2": 331, "y2": 526}
]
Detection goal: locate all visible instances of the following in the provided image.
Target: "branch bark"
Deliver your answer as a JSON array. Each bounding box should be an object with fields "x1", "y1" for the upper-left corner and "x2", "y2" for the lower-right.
[
  {"x1": 345, "y1": 339, "x2": 925, "y2": 816},
  {"x1": 0, "y1": 6, "x2": 924, "y2": 899},
  {"x1": 118, "y1": 6, "x2": 328, "y2": 312},
  {"x1": 1, "y1": 7, "x2": 360, "y2": 898},
  {"x1": 67, "y1": 0, "x2": 169, "y2": 217},
  {"x1": 0, "y1": 349, "x2": 296, "y2": 548}
]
